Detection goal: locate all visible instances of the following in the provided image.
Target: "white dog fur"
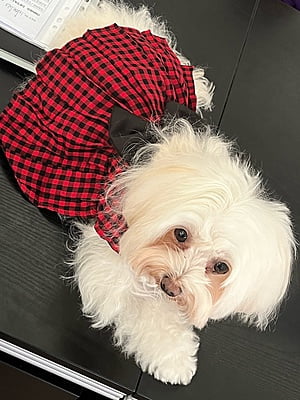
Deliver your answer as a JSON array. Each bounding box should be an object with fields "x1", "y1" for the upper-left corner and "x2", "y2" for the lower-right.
[{"x1": 53, "y1": 1, "x2": 296, "y2": 385}]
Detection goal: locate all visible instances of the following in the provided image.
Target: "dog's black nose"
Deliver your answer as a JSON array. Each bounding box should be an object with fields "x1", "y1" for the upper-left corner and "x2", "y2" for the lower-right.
[{"x1": 160, "y1": 276, "x2": 182, "y2": 297}]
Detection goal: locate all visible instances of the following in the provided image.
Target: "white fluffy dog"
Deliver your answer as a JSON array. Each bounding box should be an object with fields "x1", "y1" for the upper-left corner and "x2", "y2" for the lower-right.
[{"x1": 52, "y1": 1, "x2": 295, "y2": 385}]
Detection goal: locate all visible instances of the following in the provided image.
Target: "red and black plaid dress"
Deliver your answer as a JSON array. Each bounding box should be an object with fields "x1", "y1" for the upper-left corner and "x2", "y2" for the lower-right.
[{"x1": 0, "y1": 24, "x2": 197, "y2": 252}]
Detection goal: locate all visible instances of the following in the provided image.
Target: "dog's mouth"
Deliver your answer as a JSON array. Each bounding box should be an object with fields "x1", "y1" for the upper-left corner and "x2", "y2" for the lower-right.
[{"x1": 160, "y1": 275, "x2": 182, "y2": 298}]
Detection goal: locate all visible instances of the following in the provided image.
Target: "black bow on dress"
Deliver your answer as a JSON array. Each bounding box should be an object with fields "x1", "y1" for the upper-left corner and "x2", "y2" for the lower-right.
[{"x1": 109, "y1": 101, "x2": 201, "y2": 162}]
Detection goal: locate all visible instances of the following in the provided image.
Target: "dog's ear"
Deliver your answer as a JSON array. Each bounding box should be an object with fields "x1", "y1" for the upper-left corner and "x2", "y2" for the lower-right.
[
  {"x1": 210, "y1": 197, "x2": 295, "y2": 330},
  {"x1": 235, "y1": 199, "x2": 295, "y2": 329}
]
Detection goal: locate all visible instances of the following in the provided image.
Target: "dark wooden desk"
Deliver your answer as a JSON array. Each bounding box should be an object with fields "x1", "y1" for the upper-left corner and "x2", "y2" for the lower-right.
[{"x1": 1, "y1": 1, "x2": 299, "y2": 399}]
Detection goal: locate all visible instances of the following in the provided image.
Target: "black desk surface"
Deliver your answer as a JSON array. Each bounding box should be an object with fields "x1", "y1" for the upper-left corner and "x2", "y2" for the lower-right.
[{"x1": 0, "y1": 1, "x2": 299, "y2": 399}]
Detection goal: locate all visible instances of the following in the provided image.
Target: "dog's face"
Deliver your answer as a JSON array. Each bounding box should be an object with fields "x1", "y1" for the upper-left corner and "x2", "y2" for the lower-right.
[
  {"x1": 123, "y1": 223, "x2": 232, "y2": 329},
  {"x1": 113, "y1": 120, "x2": 295, "y2": 330}
]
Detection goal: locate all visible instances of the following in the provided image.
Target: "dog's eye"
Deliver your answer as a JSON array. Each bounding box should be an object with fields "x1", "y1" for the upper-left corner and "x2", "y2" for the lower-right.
[
  {"x1": 213, "y1": 262, "x2": 229, "y2": 274},
  {"x1": 174, "y1": 228, "x2": 188, "y2": 243}
]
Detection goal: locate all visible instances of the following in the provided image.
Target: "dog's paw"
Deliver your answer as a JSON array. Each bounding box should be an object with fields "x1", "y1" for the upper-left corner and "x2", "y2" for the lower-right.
[{"x1": 141, "y1": 353, "x2": 197, "y2": 385}]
